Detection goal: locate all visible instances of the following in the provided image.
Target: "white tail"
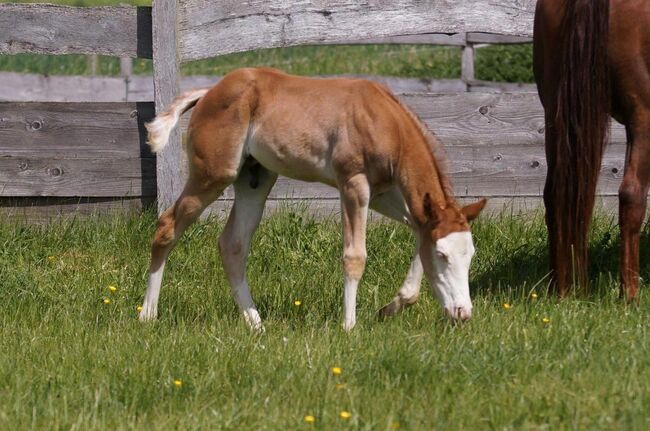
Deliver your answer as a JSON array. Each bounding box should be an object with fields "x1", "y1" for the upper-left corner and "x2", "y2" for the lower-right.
[{"x1": 145, "y1": 88, "x2": 210, "y2": 153}]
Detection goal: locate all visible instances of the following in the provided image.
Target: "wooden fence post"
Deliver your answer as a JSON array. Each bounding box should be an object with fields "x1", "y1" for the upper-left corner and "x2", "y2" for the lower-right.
[
  {"x1": 152, "y1": 0, "x2": 181, "y2": 214},
  {"x1": 461, "y1": 34, "x2": 475, "y2": 90}
]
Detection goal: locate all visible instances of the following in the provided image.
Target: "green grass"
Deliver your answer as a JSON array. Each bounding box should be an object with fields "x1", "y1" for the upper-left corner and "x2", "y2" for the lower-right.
[{"x1": 1, "y1": 208, "x2": 649, "y2": 430}]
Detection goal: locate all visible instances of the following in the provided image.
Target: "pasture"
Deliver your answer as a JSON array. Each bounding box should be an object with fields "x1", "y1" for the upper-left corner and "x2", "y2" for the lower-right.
[
  {"x1": 1, "y1": 0, "x2": 649, "y2": 429},
  {"x1": 1, "y1": 209, "x2": 649, "y2": 430}
]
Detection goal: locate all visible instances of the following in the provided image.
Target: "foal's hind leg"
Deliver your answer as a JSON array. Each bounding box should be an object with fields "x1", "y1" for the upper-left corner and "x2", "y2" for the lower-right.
[
  {"x1": 339, "y1": 174, "x2": 370, "y2": 331},
  {"x1": 369, "y1": 188, "x2": 424, "y2": 317},
  {"x1": 219, "y1": 163, "x2": 277, "y2": 331},
  {"x1": 140, "y1": 181, "x2": 225, "y2": 321},
  {"x1": 618, "y1": 121, "x2": 650, "y2": 302}
]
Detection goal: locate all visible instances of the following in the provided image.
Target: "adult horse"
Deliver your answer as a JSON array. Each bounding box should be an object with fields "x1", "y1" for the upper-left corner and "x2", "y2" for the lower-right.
[
  {"x1": 534, "y1": 0, "x2": 649, "y2": 299},
  {"x1": 139, "y1": 68, "x2": 486, "y2": 331}
]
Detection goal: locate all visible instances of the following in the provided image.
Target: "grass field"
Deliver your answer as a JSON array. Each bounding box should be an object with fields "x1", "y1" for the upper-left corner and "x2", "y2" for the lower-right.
[{"x1": 1, "y1": 208, "x2": 649, "y2": 430}]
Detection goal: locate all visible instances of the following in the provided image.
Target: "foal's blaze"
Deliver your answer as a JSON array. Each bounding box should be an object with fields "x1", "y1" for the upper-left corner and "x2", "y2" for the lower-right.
[{"x1": 139, "y1": 68, "x2": 486, "y2": 331}]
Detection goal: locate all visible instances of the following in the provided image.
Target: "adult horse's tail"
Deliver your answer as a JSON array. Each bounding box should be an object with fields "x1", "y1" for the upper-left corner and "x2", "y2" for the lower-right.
[{"x1": 543, "y1": 0, "x2": 610, "y2": 294}]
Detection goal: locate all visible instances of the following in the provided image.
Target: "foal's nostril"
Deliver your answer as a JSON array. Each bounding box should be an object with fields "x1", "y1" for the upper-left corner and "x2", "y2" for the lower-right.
[{"x1": 454, "y1": 307, "x2": 471, "y2": 322}]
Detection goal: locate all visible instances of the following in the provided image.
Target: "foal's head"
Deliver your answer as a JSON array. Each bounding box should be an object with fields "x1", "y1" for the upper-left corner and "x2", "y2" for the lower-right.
[{"x1": 419, "y1": 195, "x2": 486, "y2": 322}]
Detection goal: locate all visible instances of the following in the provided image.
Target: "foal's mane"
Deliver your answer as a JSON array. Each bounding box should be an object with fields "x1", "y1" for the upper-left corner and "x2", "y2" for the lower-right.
[{"x1": 378, "y1": 85, "x2": 454, "y2": 202}]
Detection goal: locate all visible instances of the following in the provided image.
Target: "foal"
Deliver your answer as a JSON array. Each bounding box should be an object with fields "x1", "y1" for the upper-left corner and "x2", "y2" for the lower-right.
[{"x1": 140, "y1": 68, "x2": 486, "y2": 331}]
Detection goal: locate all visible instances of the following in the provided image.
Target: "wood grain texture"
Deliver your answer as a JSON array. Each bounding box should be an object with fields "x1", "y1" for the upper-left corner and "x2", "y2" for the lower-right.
[
  {"x1": 325, "y1": 33, "x2": 467, "y2": 46},
  {"x1": 0, "y1": 197, "x2": 152, "y2": 223},
  {"x1": 461, "y1": 43, "x2": 475, "y2": 83},
  {"x1": 466, "y1": 32, "x2": 532, "y2": 44},
  {"x1": 0, "y1": 72, "x2": 129, "y2": 103},
  {"x1": 0, "y1": 156, "x2": 156, "y2": 197},
  {"x1": 0, "y1": 102, "x2": 155, "y2": 158},
  {"x1": 0, "y1": 4, "x2": 152, "y2": 58},
  {"x1": 152, "y1": 0, "x2": 183, "y2": 214},
  {"x1": 178, "y1": 0, "x2": 536, "y2": 61}
]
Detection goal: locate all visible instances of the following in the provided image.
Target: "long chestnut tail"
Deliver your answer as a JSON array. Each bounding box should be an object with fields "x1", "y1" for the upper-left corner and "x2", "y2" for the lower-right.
[
  {"x1": 547, "y1": 0, "x2": 610, "y2": 293},
  {"x1": 545, "y1": 0, "x2": 611, "y2": 295}
]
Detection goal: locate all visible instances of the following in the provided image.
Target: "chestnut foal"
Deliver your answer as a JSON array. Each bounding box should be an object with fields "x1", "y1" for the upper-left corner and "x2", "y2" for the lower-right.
[{"x1": 140, "y1": 68, "x2": 486, "y2": 331}]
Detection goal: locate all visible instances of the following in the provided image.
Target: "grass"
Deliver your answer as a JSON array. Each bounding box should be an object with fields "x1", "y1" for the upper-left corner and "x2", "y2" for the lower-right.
[{"x1": 1, "y1": 207, "x2": 649, "y2": 430}]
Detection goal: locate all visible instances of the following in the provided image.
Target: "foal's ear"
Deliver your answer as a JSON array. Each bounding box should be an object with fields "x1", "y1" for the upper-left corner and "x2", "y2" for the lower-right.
[
  {"x1": 462, "y1": 198, "x2": 487, "y2": 222},
  {"x1": 423, "y1": 193, "x2": 435, "y2": 220}
]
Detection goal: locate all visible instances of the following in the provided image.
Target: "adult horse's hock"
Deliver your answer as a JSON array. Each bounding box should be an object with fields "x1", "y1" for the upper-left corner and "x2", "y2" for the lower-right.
[
  {"x1": 139, "y1": 68, "x2": 486, "y2": 330},
  {"x1": 534, "y1": 0, "x2": 649, "y2": 299}
]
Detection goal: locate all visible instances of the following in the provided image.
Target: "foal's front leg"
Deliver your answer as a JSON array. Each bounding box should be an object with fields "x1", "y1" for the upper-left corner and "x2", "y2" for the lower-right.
[
  {"x1": 339, "y1": 174, "x2": 370, "y2": 331},
  {"x1": 379, "y1": 241, "x2": 423, "y2": 317},
  {"x1": 369, "y1": 189, "x2": 424, "y2": 317}
]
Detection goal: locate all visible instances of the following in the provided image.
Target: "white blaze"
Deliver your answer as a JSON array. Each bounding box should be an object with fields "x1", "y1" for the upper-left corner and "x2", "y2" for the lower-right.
[{"x1": 431, "y1": 231, "x2": 475, "y2": 320}]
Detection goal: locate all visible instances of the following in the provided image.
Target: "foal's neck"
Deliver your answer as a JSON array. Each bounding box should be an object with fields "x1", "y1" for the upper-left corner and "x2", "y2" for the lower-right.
[{"x1": 397, "y1": 136, "x2": 450, "y2": 225}]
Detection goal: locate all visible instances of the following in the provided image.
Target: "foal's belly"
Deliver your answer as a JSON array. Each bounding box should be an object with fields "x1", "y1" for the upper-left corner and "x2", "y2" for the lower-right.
[{"x1": 246, "y1": 132, "x2": 338, "y2": 187}]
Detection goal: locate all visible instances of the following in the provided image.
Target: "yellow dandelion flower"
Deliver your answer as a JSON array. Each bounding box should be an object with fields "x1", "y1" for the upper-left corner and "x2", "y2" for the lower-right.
[
  {"x1": 174, "y1": 379, "x2": 183, "y2": 387},
  {"x1": 108, "y1": 285, "x2": 117, "y2": 293},
  {"x1": 304, "y1": 415, "x2": 315, "y2": 424},
  {"x1": 339, "y1": 411, "x2": 351, "y2": 420},
  {"x1": 531, "y1": 292, "x2": 538, "y2": 299},
  {"x1": 542, "y1": 317, "x2": 550, "y2": 324},
  {"x1": 137, "y1": 306, "x2": 143, "y2": 312},
  {"x1": 331, "y1": 366, "x2": 342, "y2": 375},
  {"x1": 503, "y1": 303, "x2": 511, "y2": 310},
  {"x1": 335, "y1": 383, "x2": 346, "y2": 390},
  {"x1": 47, "y1": 255, "x2": 56, "y2": 261},
  {"x1": 103, "y1": 298, "x2": 110, "y2": 304},
  {"x1": 294, "y1": 300, "x2": 302, "y2": 307},
  {"x1": 391, "y1": 421, "x2": 401, "y2": 430}
]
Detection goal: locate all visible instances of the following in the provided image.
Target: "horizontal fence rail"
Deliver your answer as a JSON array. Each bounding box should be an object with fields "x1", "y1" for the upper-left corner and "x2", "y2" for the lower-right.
[
  {"x1": 177, "y1": 0, "x2": 536, "y2": 61},
  {"x1": 0, "y1": 72, "x2": 539, "y2": 103},
  {"x1": 0, "y1": 102, "x2": 155, "y2": 198},
  {"x1": 0, "y1": 4, "x2": 152, "y2": 58}
]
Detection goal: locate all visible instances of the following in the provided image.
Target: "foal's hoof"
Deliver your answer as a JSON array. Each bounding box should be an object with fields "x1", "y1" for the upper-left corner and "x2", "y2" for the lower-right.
[
  {"x1": 378, "y1": 300, "x2": 401, "y2": 318},
  {"x1": 138, "y1": 308, "x2": 157, "y2": 322}
]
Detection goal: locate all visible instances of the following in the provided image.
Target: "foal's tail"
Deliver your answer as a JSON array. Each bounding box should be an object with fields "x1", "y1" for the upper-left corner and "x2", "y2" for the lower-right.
[
  {"x1": 145, "y1": 88, "x2": 210, "y2": 153},
  {"x1": 551, "y1": 0, "x2": 610, "y2": 290}
]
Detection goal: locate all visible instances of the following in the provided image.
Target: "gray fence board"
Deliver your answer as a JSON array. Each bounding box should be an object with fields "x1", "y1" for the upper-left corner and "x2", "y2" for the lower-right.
[
  {"x1": 0, "y1": 157, "x2": 155, "y2": 197},
  {"x1": 0, "y1": 197, "x2": 152, "y2": 223},
  {"x1": 153, "y1": 0, "x2": 182, "y2": 213},
  {"x1": 466, "y1": 33, "x2": 533, "y2": 44},
  {"x1": 0, "y1": 102, "x2": 154, "y2": 158},
  {"x1": 0, "y1": 72, "x2": 129, "y2": 103},
  {"x1": 178, "y1": 0, "x2": 536, "y2": 61},
  {"x1": 0, "y1": 4, "x2": 152, "y2": 58}
]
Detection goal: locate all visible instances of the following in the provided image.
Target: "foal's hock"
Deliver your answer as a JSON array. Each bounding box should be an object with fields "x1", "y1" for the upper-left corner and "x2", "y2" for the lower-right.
[{"x1": 139, "y1": 68, "x2": 486, "y2": 331}]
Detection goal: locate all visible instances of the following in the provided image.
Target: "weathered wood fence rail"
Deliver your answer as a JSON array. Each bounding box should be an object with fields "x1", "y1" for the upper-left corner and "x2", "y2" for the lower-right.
[{"x1": 0, "y1": 1, "x2": 629, "y2": 221}]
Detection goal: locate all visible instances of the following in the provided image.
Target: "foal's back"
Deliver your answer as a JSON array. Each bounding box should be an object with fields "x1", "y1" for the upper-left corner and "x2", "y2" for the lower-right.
[{"x1": 187, "y1": 68, "x2": 420, "y2": 189}]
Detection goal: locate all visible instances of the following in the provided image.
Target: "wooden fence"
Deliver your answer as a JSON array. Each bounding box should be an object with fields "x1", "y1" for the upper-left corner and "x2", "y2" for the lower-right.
[{"x1": 0, "y1": 1, "x2": 629, "y2": 221}]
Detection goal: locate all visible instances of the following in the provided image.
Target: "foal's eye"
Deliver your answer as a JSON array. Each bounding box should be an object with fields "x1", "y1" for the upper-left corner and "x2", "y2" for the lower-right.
[{"x1": 435, "y1": 251, "x2": 448, "y2": 261}]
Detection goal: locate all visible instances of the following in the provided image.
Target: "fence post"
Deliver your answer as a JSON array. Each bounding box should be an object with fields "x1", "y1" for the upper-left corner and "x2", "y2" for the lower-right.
[
  {"x1": 461, "y1": 33, "x2": 475, "y2": 91},
  {"x1": 152, "y1": 0, "x2": 182, "y2": 214}
]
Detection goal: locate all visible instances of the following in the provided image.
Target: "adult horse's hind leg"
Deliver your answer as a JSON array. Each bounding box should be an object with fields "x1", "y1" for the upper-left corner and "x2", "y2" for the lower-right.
[
  {"x1": 618, "y1": 121, "x2": 650, "y2": 302},
  {"x1": 369, "y1": 188, "x2": 424, "y2": 317},
  {"x1": 219, "y1": 162, "x2": 278, "y2": 331},
  {"x1": 140, "y1": 180, "x2": 225, "y2": 321}
]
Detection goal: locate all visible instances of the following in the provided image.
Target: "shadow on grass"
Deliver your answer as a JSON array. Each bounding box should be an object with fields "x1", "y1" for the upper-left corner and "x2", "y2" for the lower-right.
[{"x1": 472, "y1": 215, "x2": 650, "y2": 299}]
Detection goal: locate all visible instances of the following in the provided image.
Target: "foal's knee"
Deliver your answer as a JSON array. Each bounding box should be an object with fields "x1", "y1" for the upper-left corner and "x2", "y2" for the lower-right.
[{"x1": 342, "y1": 253, "x2": 367, "y2": 280}]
